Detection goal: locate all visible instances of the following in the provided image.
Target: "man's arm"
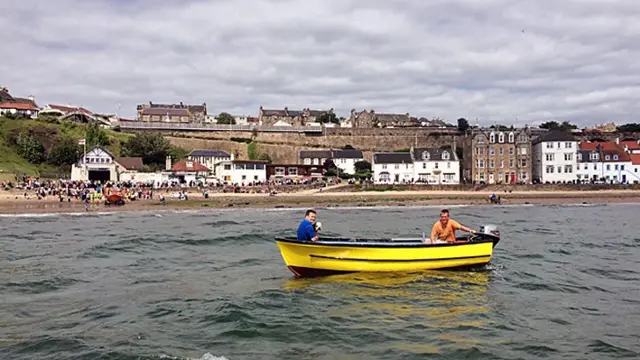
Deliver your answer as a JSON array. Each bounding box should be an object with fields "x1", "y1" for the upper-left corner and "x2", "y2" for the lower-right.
[
  {"x1": 306, "y1": 223, "x2": 318, "y2": 241},
  {"x1": 455, "y1": 221, "x2": 476, "y2": 234},
  {"x1": 429, "y1": 222, "x2": 439, "y2": 242}
]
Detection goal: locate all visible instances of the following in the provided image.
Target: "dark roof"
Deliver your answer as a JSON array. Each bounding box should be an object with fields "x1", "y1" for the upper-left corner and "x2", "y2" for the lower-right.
[
  {"x1": 299, "y1": 149, "x2": 363, "y2": 159},
  {"x1": 532, "y1": 130, "x2": 576, "y2": 145},
  {"x1": 373, "y1": 152, "x2": 413, "y2": 164},
  {"x1": 412, "y1": 148, "x2": 457, "y2": 161},
  {"x1": 188, "y1": 149, "x2": 231, "y2": 158},
  {"x1": 0, "y1": 90, "x2": 14, "y2": 102},
  {"x1": 577, "y1": 149, "x2": 600, "y2": 163},
  {"x1": 115, "y1": 157, "x2": 144, "y2": 170},
  {"x1": 232, "y1": 160, "x2": 269, "y2": 164}
]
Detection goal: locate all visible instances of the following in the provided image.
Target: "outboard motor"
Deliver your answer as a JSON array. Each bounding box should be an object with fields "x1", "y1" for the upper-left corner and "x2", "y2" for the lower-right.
[{"x1": 475, "y1": 224, "x2": 501, "y2": 247}]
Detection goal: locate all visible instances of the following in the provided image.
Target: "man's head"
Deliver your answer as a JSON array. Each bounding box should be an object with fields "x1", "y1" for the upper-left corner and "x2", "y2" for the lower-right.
[
  {"x1": 305, "y1": 209, "x2": 317, "y2": 222},
  {"x1": 439, "y1": 209, "x2": 450, "y2": 225}
]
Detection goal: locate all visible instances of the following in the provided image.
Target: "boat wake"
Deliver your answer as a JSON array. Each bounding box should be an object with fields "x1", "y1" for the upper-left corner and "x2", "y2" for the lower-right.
[{"x1": 159, "y1": 353, "x2": 228, "y2": 360}]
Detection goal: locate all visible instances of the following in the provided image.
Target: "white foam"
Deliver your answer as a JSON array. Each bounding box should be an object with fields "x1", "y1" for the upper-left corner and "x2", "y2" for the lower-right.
[{"x1": 159, "y1": 353, "x2": 228, "y2": 360}]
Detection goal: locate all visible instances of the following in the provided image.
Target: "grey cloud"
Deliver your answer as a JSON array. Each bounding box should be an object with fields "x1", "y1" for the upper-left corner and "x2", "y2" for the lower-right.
[{"x1": 1, "y1": 0, "x2": 639, "y2": 125}]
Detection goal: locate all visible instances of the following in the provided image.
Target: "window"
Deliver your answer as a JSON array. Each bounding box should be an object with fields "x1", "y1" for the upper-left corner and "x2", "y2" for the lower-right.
[
  {"x1": 422, "y1": 163, "x2": 426, "y2": 169},
  {"x1": 447, "y1": 162, "x2": 451, "y2": 169},
  {"x1": 489, "y1": 132, "x2": 496, "y2": 143},
  {"x1": 577, "y1": 153, "x2": 582, "y2": 161},
  {"x1": 275, "y1": 167, "x2": 285, "y2": 175},
  {"x1": 288, "y1": 167, "x2": 298, "y2": 175},
  {"x1": 382, "y1": 164, "x2": 387, "y2": 169},
  {"x1": 224, "y1": 164, "x2": 231, "y2": 170},
  {"x1": 303, "y1": 158, "x2": 311, "y2": 165},
  {"x1": 564, "y1": 153, "x2": 573, "y2": 161},
  {"x1": 242, "y1": 175, "x2": 247, "y2": 180},
  {"x1": 477, "y1": 135, "x2": 485, "y2": 144},
  {"x1": 546, "y1": 165, "x2": 554, "y2": 173},
  {"x1": 521, "y1": 146, "x2": 527, "y2": 155},
  {"x1": 442, "y1": 151, "x2": 450, "y2": 160},
  {"x1": 606, "y1": 164, "x2": 611, "y2": 171},
  {"x1": 557, "y1": 166, "x2": 562, "y2": 173},
  {"x1": 546, "y1": 143, "x2": 553, "y2": 149},
  {"x1": 498, "y1": 132, "x2": 505, "y2": 143},
  {"x1": 489, "y1": 160, "x2": 495, "y2": 168},
  {"x1": 489, "y1": 147, "x2": 495, "y2": 156},
  {"x1": 499, "y1": 147, "x2": 504, "y2": 155},
  {"x1": 479, "y1": 172, "x2": 485, "y2": 180},
  {"x1": 256, "y1": 164, "x2": 265, "y2": 169},
  {"x1": 235, "y1": 164, "x2": 244, "y2": 170},
  {"x1": 518, "y1": 134, "x2": 528, "y2": 143},
  {"x1": 564, "y1": 165, "x2": 573, "y2": 173},
  {"x1": 520, "y1": 159, "x2": 527, "y2": 167},
  {"x1": 508, "y1": 132, "x2": 514, "y2": 143},
  {"x1": 395, "y1": 164, "x2": 399, "y2": 169},
  {"x1": 509, "y1": 158, "x2": 515, "y2": 167},
  {"x1": 621, "y1": 165, "x2": 625, "y2": 171},
  {"x1": 435, "y1": 163, "x2": 439, "y2": 169},
  {"x1": 477, "y1": 160, "x2": 485, "y2": 168},
  {"x1": 613, "y1": 155, "x2": 618, "y2": 160},
  {"x1": 546, "y1": 153, "x2": 555, "y2": 161},
  {"x1": 254, "y1": 175, "x2": 258, "y2": 180},
  {"x1": 520, "y1": 172, "x2": 527, "y2": 180},
  {"x1": 605, "y1": 155, "x2": 611, "y2": 160},
  {"x1": 509, "y1": 147, "x2": 514, "y2": 155},
  {"x1": 614, "y1": 164, "x2": 619, "y2": 171},
  {"x1": 590, "y1": 152, "x2": 599, "y2": 160},
  {"x1": 565, "y1": 142, "x2": 573, "y2": 148},
  {"x1": 500, "y1": 160, "x2": 504, "y2": 168}
]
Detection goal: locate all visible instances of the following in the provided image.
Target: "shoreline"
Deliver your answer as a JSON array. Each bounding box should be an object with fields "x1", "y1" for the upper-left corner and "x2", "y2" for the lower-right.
[{"x1": 0, "y1": 189, "x2": 639, "y2": 215}]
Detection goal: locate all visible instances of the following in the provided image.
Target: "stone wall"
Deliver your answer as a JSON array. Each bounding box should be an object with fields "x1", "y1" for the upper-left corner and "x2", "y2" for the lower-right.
[{"x1": 326, "y1": 183, "x2": 640, "y2": 192}]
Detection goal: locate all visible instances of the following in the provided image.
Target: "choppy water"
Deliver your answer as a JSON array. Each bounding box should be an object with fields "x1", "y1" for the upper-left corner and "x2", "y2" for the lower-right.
[{"x1": 1, "y1": 204, "x2": 640, "y2": 360}]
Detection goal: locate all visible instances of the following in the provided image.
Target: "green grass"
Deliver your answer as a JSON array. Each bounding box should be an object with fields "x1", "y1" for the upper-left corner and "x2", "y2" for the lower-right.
[{"x1": 0, "y1": 116, "x2": 133, "y2": 178}]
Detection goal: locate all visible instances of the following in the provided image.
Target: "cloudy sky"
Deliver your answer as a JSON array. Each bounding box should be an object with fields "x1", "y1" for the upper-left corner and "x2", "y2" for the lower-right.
[{"x1": 2, "y1": 0, "x2": 639, "y2": 126}]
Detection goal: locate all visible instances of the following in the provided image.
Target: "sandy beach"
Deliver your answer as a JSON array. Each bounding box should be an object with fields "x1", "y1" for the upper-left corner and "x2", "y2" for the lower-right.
[{"x1": 1, "y1": 188, "x2": 639, "y2": 214}]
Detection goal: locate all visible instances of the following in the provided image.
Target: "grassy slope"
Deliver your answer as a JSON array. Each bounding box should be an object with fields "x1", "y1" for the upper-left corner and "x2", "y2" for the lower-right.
[{"x1": 0, "y1": 116, "x2": 132, "y2": 179}]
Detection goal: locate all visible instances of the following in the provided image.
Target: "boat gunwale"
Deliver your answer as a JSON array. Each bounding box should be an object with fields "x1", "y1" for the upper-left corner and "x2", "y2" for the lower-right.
[{"x1": 274, "y1": 236, "x2": 496, "y2": 248}]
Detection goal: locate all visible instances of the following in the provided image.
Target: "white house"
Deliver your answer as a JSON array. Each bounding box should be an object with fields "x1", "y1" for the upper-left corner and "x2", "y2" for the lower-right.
[
  {"x1": 532, "y1": 130, "x2": 579, "y2": 183},
  {"x1": 410, "y1": 147, "x2": 460, "y2": 184},
  {"x1": 214, "y1": 160, "x2": 267, "y2": 185},
  {"x1": 576, "y1": 142, "x2": 636, "y2": 183},
  {"x1": 71, "y1": 146, "x2": 145, "y2": 182},
  {"x1": 372, "y1": 152, "x2": 414, "y2": 184},
  {"x1": 187, "y1": 149, "x2": 233, "y2": 173},
  {"x1": 299, "y1": 148, "x2": 365, "y2": 175}
]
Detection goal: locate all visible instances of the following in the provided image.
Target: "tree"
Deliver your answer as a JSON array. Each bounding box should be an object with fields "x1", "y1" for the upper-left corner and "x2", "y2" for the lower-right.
[
  {"x1": 247, "y1": 141, "x2": 259, "y2": 160},
  {"x1": 121, "y1": 132, "x2": 171, "y2": 166},
  {"x1": 617, "y1": 123, "x2": 640, "y2": 132},
  {"x1": 86, "y1": 123, "x2": 109, "y2": 147},
  {"x1": 16, "y1": 131, "x2": 45, "y2": 163},
  {"x1": 258, "y1": 153, "x2": 272, "y2": 163},
  {"x1": 317, "y1": 112, "x2": 339, "y2": 124},
  {"x1": 216, "y1": 112, "x2": 236, "y2": 125},
  {"x1": 47, "y1": 137, "x2": 80, "y2": 166},
  {"x1": 343, "y1": 144, "x2": 355, "y2": 149},
  {"x1": 539, "y1": 121, "x2": 577, "y2": 132},
  {"x1": 354, "y1": 160, "x2": 371, "y2": 173},
  {"x1": 457, "y1": 118, "x2": 469, "y2": 132}
]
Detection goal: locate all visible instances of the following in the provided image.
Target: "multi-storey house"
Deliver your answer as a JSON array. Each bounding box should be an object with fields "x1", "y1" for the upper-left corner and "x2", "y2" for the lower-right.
[
  {"x1": 258, "y1": 106, "x2": 333, "y2": 126},
  {"x1": 462, "y1": 127, "x2": 532, "y2": 184},
  {"x1": 532, "y1": 130, "x2": 579, "y2": 183},
  {"x1": 137, "y1": 101, "x2": 207, "y2": 123}
]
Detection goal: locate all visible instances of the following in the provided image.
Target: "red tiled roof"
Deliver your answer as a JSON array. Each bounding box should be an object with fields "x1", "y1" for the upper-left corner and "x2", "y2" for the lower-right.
[
  {"x1": 579, "y1": 141, "x2": 631, "y2": 162},
  {"x1": 171, "y1": 159, "x2": 210, "y2": 172},
  {"x1": 0, "y1": 102, "x2": 38, "y2": 110},
  {"x1": 579, "y1": 141, "x2": 620, "y2": 151},
  {"x1": 620, "y1": 140, "x2": 640, "y2": 150},
  {"x1": 631, "y1": 154, "x2": 640, "y2": 165}
]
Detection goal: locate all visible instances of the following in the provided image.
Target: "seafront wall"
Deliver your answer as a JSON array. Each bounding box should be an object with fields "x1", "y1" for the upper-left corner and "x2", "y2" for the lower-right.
[{"x1": 326, "y1": 183, "x2": 640, "y2": 192}]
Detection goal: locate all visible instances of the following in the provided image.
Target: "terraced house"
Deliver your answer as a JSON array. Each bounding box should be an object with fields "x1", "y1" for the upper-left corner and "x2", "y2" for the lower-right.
[
  {"x1": 136, "y1": 101, "x2": 207, "y2": 123},
  {"x1": 462, "y1": 128, "x2": 533, "y2": 184},
  {"x1": 257, "y1": 106, "x2": 333, "y2": 126},
  {"x1": 345, "y1": 109, "x2": 415, "y2": 128}
]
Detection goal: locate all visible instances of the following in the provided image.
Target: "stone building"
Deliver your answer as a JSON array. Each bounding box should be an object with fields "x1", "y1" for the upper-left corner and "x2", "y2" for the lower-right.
[
  {"x1": 462, "y1": 127, "x2": 533, "y2": 184},
  {"x1": 258, "y1": 106, "x2": 333, "y2": 126},
  {"x1": 346, "y1": 109, "x2": 415, "y2": 128},
  {"x1": 137, "y1": 101, "x2": 207, "y2": 123}
]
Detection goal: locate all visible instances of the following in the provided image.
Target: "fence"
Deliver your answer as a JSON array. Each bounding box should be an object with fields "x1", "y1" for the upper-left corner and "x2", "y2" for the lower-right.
[{"x1": 112, "y1": 121, "x2": 323, "y2": 133}]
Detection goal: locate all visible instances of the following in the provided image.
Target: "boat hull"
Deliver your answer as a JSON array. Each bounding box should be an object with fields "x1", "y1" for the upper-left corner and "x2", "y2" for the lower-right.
[{"x1": 275, "y1": 238, "x2": 495, "y2": 278}]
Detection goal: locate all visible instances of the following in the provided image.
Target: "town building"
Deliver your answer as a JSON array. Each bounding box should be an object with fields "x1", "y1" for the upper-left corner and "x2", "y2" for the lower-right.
[
  {"x1": 169, "y1": 158, "x2": 211, "y2": 184},
  {"x1": 410, "y1": 147, "x2": 460, "y2": 184},
  {"x1": 462, "y1": 127, "x2": 533, "y2": 184},
  {"x1": 531, "y1": 130, "x2": 579, "y2": 183},
  {"x1": 0, "y1": 87, "x2": 40, "y2": 118},
  {"x1": 345, "y1": 109, "x2": 415, "y2": 128},
  {"x1": 372, "y1": 152, "x2": 414, "y2": 184},
  {"x1": 214, "y1": 160, "x2": 267, "y2": 185},
  {"x1": 137, "y1": 101, "x2": 207, "y2": 123},
  {"x1": 186, "y1": 149, "x2": 233, "y2": 173},
  {"x1": 70, "y1": 146, "x2": 145, "y2": 182},
  {"x1": 258, "y1": 106, "x2": 333, "y2": 126},
  {"x1": 266, "y1": 164, "x2": 324, "y2": 181},
  {"x1": 299, "y1": 148, "x2": 364, "y2": 175},
  {"x1": 576, "y1": 142, "x2": 636, "y2": 183}
]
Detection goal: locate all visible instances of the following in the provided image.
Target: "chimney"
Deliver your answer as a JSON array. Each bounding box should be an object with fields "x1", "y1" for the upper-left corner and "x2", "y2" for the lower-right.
[
  {"x1": 28, "y1": 95, "x2": 35, "y2": 102},
  {"x1": 165, "y1": 156, "x2": 172, "y2": 171}
]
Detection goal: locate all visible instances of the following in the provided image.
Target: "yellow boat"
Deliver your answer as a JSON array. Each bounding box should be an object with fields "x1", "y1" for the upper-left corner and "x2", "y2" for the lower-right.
[{"x1": 275, "y1": 224, "x2": 501, "y2": 277}]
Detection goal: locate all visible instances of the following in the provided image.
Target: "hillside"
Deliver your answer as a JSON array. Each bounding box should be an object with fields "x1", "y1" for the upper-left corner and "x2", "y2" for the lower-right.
[{"x1": 0, "y1": 116, "x2": 132, "y2": 180}]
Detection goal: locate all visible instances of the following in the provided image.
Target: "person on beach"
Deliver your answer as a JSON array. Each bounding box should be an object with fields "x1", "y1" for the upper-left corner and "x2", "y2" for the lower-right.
[
  {"x1": 297, "y1": 209, "x2": 319, "y2": 242},
  {"x1": 427, "y1": 209, "x2": 476, "y2": 244}
]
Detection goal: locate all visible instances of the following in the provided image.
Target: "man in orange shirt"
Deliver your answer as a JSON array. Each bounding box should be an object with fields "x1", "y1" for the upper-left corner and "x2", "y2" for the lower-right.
[{"x1": 428, "y1": 209, "x2": 476, "y2": 244}]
